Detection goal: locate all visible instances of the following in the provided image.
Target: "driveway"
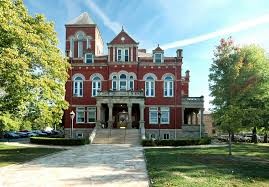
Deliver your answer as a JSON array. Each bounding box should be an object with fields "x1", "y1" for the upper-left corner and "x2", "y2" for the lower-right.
[{"x1": 0, "y1": 144, "x2": 149, "y2": 187}]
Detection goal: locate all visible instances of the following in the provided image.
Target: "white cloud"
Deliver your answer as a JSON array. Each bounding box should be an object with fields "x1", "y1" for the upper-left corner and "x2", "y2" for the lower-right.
[
  {"x1": 159, "y1": 13, "x2": 269, "y2": 50},
  {"x1": 85, "y1": 0, "x2": 122, "y2": 34}
]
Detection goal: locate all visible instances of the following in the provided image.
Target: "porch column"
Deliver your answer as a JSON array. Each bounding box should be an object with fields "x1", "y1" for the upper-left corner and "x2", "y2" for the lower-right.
[
  {"x1": 139, "y1": 104, "x2": 145, "y2": 139},
  {"x1": 195, "y1": 111, "x2": 198, "y2": 125},
  {"x1": 199, "y1": 108, "x2": 204, "y2": 138},
  {"x1": 127, "y1": 103, "x2": 132, "y2": 128},
  {"x1": 96, "y1": 103, "x2": 101, "y2": 128},
  {"x1": 190, "y1": 112, "x2": 193, "y2": 124},
  {"x1": 108, "y1": 103, "x2": 113, "y2": 128}
]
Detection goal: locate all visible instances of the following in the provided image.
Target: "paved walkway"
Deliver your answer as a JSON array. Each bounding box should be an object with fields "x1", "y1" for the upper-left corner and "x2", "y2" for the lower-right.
[{"x1": 0, "y1": 144, "x2": 149, "y2": 187}]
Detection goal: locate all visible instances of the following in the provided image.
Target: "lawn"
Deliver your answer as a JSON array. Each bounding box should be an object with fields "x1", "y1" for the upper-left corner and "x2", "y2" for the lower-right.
[
  {"x1": 144, "y1": 144, "x2": 269, "y2": 187},
  {"x1": 0, "y1": 143, "x2": 65, "y2": 167}
]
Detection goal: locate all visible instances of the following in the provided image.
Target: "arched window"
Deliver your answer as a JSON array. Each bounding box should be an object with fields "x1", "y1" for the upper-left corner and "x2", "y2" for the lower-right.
[
  {"x1": 77, "y1": 32, "x2": 84, "y2": 58},
  {"x1": 73, "y1": 77, "x2": 83, "y2": 97},
  {"x1": 119, "y1": 74, "x2": 127, "y2": 90},
  {"x1": 112, "y1": 75, "x2": 117, "y2": 90},
  {"x1": 164, "y1": 76, "x2": 173, "y2": 97},
  {"x1": 145, "y1": 76, "x2": 155, "y2": 97},
  {"x1": 129, "y1": 75, "x2": 134, "y2": 90},
  {"x1": 92, "y1": 76, "x2": 101, "y2": 96}
]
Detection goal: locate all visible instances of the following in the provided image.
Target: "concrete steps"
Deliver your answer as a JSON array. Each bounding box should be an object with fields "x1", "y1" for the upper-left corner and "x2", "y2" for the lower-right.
[{"x1": 92, "y1": 129, "x2": 141, "y2": 145}]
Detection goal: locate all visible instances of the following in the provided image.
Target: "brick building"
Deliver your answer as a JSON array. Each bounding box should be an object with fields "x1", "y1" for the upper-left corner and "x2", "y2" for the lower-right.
[{"x1": 63, "y1": 12, "x2": 204, "y2": 140}]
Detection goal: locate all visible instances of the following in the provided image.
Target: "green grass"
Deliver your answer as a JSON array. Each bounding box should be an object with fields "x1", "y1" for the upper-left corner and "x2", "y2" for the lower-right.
[
  {"x1": 0, "y1": 143, "x2": 65, "y2": 167},
  {"x1": 144, "y1": 144, "x2": 269, "y2": 187}
]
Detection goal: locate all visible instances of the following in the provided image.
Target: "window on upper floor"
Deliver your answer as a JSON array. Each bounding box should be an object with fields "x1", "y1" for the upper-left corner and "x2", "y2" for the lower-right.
[
  {"x1": 86, "y1": 37, "x2": 91, "y2": 49},
  {"x1": 145, "y1": 76, "x2": 155, "y2": 97},
  {"x1": 73, "y1": 77, "x2": 83, "y2": 97},
  {"x1": 154, "y1": 53, "x2": 163, "y2": 63},
  {"x1": 112, "y1": 75, "x2": 117, "y2": 90},
  {"x1": 119, "y1": 74, "x2": 127, "y2": 90},
  {"x1": 92, "y1": 76, "x2": 101, "y2": 96},
  {"x1": 85, "y1": 53, "x2": 93, "y2": 64},
  {"x1": 164, "y1": 76, "x2": 174, "y2": 97},
  {"x1": 77, "y1": 33, "x2": 84, "y2": 58},
  {"x1": 129, "y1": 76, "x2": 134, "y2": 90},
  {"x1": 117, "y1": 48, "x2": 129, "y2": 62},
  {"x1": 70, "y1": 37, "x2": 74, "y2": 58}
]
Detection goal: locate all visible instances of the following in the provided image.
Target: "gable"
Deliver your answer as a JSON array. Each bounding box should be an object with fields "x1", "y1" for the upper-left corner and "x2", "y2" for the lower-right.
[{"x1": 108, "y1": 30, "x2": 138, "y2": 45}]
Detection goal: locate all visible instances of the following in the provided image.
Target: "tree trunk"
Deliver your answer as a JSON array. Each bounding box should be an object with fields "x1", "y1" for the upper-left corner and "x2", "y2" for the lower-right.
[
  {"x1": 264, "y1": 133, "x2": 268, "y2": 143},
  {"x1": 252, "y1": 127, "x2": 257, "y2": 143},
  {"x1": 231, "y1": 132, "x2": 235, "y2": 142},
  {"x1": 228, "y1": 131, "x2": 232, "y2": 156}
]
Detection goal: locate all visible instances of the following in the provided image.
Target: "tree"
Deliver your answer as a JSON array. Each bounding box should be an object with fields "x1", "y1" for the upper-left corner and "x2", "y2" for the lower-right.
[
  {"x1": 0, "y1": 0, "x2": 69, "y2": 133},
  {"x1": 209, "y1": 37, "x2": 242, "y2": 155},
  {"x1": 209, "y1": 37, "x2": 269, "y2": 154}
]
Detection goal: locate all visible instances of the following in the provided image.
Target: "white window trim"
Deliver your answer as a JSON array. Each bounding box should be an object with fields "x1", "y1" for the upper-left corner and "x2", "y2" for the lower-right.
[
  {"x1": 112, "y1": 76, "x2": 118, "y2": 90},
  {"x1": 164, "y1": 78, "x2": 174, "y2": 97},
  {"x1": 149, "y1": 107, "x2": 158, "y2": 124},
  {"x1": 92, "y1": 77, "x2": 101, "y2": 97},
  {"x1": 154, "y1": 53, "x2": 163, "y2": 63},
  {"x1": 73, "y1": 78, "x2": 83, "y2": 97},
  {"x1": 78, "y1": 40, "x2": 83, "y2": 58},
  {"x1": 76, "y1": 107, "x2": 85, "y2": 124},
  {"x1": 160, "y1": 107, "x2": 170, "y2": 124},
  {"x1": 117, "y1": 48, "x2": 129, "y2": 62},
  {"x1": 70, "y1": 38, "x2": 74, "y2": 58},
  {"x1": 145, "y1": 79, "x2": 155, "y2": 97},
  {"x1": 87, "y1": 107, "x2": 96, "y2": 123},
  {"x1": 85, "y1": 53, "x2": 94, "y2": 64}
]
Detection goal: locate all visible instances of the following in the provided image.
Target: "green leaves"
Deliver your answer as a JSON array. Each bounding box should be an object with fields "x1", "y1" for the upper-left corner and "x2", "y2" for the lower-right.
[
  {"x1": 209, "y1": 37, "x2": 269, "y2": 134},
  {"x1": 0, "y1": 0, "x2": 70, "y2": 131}
]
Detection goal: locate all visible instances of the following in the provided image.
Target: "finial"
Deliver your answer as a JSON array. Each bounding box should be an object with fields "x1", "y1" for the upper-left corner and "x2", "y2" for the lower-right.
[
  {"x1": 157, "y1": 44, "x2": 159, "y2": 47},
  {"x1": 122, "y1": 25, "x2": 124, "y2": 31}
]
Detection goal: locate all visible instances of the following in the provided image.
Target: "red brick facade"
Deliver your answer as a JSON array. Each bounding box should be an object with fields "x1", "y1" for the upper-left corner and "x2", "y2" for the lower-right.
[{"x1": 63, "y1": 13, "x2": 203, "y2": 139}]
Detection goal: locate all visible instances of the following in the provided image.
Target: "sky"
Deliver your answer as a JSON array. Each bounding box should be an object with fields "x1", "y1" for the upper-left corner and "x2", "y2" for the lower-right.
[{"x1": 24, "y1": 0, "x2": 269, "y2": 111}]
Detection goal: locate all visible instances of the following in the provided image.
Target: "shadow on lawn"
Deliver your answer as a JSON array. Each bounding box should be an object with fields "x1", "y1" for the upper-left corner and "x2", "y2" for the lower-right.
[{"x1": 145, "y1": 144, "x2": 269, "y2": 183}]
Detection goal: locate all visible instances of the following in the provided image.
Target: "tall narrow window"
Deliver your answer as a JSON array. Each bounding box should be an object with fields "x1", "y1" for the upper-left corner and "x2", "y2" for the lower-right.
[
  {"x1": 124, "y1": 49, "x2": 129, "y2": 62},
  {"x1": 86, "y1": 37, "x2": 91, "y2": 49},
  {"x1": 161, "y1": 107, "x2": 170, "y2": 124},
  {"x1": 76, "y1": 107, "x2": 85, "y2": 123},
  {"x1": 119, "y1": 74, "x2": 127, "y2": 90},
  {"x1": 77, "y1": 33, "x2": 84, "y2": 58},
  {"x1": 87, "y1": 107, "x2": 96, "y2": 123},
  {"x1": 129, "y1": 75, "x2": 134, "y2": 90},
  {"x1": 92, "y1": 77, "x2": 101, "y2": 96},
  {"x1": 85, "y1": 53, "x2": 93, "y2": 64},
  {"x1": 70, "y1": 37, "x2": 74, "y2": 58},
  {"x1": 164, "y1": 76, "x2": 174, "y2": 97},
  {"x1": 117, "y1": 49, "x2": 122, "y2": 61},
  {"x1": 112, "y1": 75, "x2": 117, "y2": 90},
  {"x1": 149, "y1": 107, "x2": 158, "y2": 124},
  {"x1": 145, "y1": 76, "x2": 155, "y2": 97},
  {"x1": 73, "y1": 77, "x2": 83, "y2": 97}
]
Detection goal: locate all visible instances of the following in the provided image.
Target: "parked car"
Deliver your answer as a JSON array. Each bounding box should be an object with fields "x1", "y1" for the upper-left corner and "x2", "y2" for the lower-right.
[
  {"x1": 4, "y1": 132, "x2": 20, "y2": 139},
  {"x1": 32, "y1": 130, "x2": 47, "y2": 136},
  {"x1": 16, "y1": 132, "x2": 29, "y2": 138},
  {"x1": 27, "y1": 132, "x2": 38, "y2": 137}
]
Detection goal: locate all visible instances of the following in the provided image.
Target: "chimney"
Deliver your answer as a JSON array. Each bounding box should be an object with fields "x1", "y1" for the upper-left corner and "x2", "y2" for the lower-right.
[
  {"x1": 176, "y1": 49, "x2": 183, "y2": 58},
  {"x1": 185, "y1": 70, "x2": 190, "y2": 78}
]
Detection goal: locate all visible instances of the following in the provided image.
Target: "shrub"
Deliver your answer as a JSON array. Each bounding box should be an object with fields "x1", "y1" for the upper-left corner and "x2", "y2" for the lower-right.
[
  {"x1": 30, "y1": 137, "x2": 89, "y2": 146},
  {"x1": 142, "y1": 137, "x2": 211, "y2": 147}
]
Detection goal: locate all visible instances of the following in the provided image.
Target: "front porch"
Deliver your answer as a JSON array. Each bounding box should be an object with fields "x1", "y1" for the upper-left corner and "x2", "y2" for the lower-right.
[{"x1": 95, "y1": 90, "x2": 146, "y2": 138}]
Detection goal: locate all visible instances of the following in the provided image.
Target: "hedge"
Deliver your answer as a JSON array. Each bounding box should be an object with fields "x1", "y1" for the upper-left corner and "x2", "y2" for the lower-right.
[
  {"x1": 30, "y1": 137, "x2": 89, "y2": 146},
  {"x1": 142, "y1": 137, "x2": 211, "y2": 147}
]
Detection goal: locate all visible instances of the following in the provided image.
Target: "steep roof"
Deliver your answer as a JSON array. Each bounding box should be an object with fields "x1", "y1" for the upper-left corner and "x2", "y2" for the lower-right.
[
  {"x1": 108, "y1": 28, "x2": 138, "y2": 45},
  {"x1": 153, "y1": 44, "x2": 164, "y2": 52},
  {"x1": 66, "y1": 12, "x2": 95, "y2": 25}
]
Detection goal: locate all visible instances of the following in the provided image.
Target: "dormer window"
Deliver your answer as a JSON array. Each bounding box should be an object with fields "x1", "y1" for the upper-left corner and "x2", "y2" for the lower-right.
[
  {"x1": 85, "y1": 53, "x2": 93, "y2": 64},
  {"x1": 154, "y1": 53, "x2": 163, "y2": 63},
  {"x1": 117, "y1": 48, "x2": 129, "y2": 62}
]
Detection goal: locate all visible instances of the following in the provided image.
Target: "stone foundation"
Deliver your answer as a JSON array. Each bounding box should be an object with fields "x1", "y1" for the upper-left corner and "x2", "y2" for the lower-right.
[
  {"x1": 145, "y1": 125, "x2": 205, "y2": 140},
  {"x1": 64, "y1": 128, "x2": 93, "y2": 138}
]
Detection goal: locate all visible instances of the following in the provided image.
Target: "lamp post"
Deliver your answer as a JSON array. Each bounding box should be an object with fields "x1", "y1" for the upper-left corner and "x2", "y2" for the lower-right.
[
  {"x1": 70, "y1": 111, "x2": 75, "y2": 139},
  {"x1": 158, "y1": 110, "x2": 162, "y2": 140}
]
